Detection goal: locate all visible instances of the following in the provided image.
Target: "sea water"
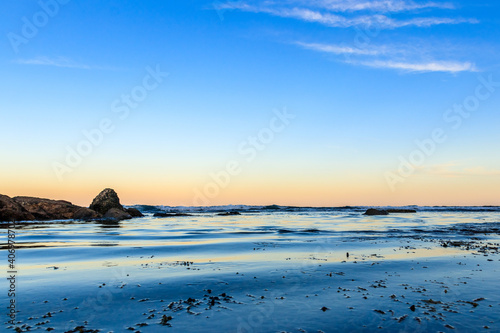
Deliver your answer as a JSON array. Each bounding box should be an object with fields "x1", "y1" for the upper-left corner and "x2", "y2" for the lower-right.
[{"x1": 1, "y1": 206, "x2": 499, "y2": 332}]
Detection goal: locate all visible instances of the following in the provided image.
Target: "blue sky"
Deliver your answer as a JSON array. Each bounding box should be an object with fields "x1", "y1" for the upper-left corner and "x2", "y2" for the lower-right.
[{"x1": 1, "y1": 0, "x2": 499, "y2": 206}]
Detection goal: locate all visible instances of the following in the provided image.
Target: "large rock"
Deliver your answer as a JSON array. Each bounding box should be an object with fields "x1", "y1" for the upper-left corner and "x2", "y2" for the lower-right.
[
  {"x1": 89, "y1": 188, "x2": 140, "y2": 221},
  {"x1": 13, "y1": 196, "x2": 101, "y2": 221},
  {"x1": 89, "y1": 188, "x2": 124, "y2": 215},
  {"x1": 0, "y1": 195, "x2": 35, "y2": 222},
  {"x1": 103, "y1": 208, "x2": 132, "y2": 221},
  {"x1": 363, "y1": 208, "x2": 389, "y2": 216}
]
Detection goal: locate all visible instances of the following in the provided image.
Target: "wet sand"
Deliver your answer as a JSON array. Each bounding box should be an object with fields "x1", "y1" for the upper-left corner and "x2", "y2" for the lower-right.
[{"x1": 1, "y1": 209, "x2": 499, "y2": 332}]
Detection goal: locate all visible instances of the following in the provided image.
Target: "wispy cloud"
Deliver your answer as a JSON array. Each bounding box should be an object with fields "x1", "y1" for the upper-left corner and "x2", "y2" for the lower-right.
[
  {"x1": 357, "y1": 60, "x2": 476, "y2": 73},
  {"x1": 295, "y1": 40, "x2": 476, "y2": 73},
  {"x1": 217, "y1": 1, "x2": 478, "y2": 74},
  {"x1": 216, "y1": 1, "x2": 477, "y2": 28},
  {"x1": 306, "y1": 0, "x2": 455, "y2": 13},
  {"x1": 15, "y1": 57, "x2": 94, "y2": 70},
  {"x1": 295, "y1": 41, "x2": 382, "y2": 55}
]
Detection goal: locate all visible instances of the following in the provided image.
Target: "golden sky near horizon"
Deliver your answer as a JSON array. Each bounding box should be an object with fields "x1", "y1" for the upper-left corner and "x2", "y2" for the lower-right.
[{"x1": 2, "y1": 169, "x2": 499, "y2": 207}]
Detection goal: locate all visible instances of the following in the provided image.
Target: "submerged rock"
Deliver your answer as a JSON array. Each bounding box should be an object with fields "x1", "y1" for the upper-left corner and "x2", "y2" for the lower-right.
[
  {"x1": 154, "y1": 212, "x2": 192, "y2": 217},
  {"x1": 0, "y1": 194, "x2": 35, "y2": 222},
  {"x1": 217, "y1": 211, "x2": 241, "y2": 216},
  {"x1": 364, "y1": 208, "x2": 389, "y2": 216},
  {"x1": 386, "y1": 209, "x2": 417, "y2": 213}
]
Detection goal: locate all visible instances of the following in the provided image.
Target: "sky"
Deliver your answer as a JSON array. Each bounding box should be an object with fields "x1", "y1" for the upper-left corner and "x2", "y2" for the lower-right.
[{"x1": 1, "y1": 0, "x2": 499, "y2": 207}]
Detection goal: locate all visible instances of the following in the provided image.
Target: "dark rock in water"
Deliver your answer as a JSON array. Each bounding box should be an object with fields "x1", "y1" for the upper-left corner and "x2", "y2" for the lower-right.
[
  {"x1": 13, "y1": 196, "x2": 100, "y2": 221},
  {"x1": 154, "y1": 212, "x2": 192, "y2": 217},
  {"x1": 0, "y1": 194, "x2": 35, "y2": 222},
  {"x1": 103, "y1": 208, "x2": 132, "y2": 221},
  {"x1": 73, "y1": 207, "x2": 102, "y2": 220},
  {"x1": 364, "y1": 208, "x2": 389, "y2": 216},
  {"x1": 89, "y1": 188, "x2": 124, "y2": 215},
  {"x1": 126, "y1": 208, "x2": 144, "y2": 217},
  {"x1": 89, "y1": 188, "x2": 137, "y2": 221},
  {"x1": 217, "y1": 211, "x2": 241, "y2": 216},
  {"x1": 386, "y1": 209, "x2": 417, "y2": 213}
]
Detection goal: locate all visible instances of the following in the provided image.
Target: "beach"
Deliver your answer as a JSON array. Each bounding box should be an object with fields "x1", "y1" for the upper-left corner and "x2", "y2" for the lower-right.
[{"x1": 1, "y1": 206, "x2": 499, "y2": 332}]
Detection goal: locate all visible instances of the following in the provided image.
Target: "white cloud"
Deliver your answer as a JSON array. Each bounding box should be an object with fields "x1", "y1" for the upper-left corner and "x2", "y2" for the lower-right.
[
  {"x1": 282, "y1": 9, "x2": 477, "y2": 29},
  {"x1": 307, "y1": 0, "x2": 455, "y2": 12},
  {"x1": 15, "y1": 57, "x2": 93, "y2": 69},
  {"x1": 216, "y1": 1, "x2": 477, "y2": 28},
  {"x1": 217, "y1": 1, "x2": 478, "y2": 74},
  {"x1": 295, "y1": 41, "x2": 382, "y2": 55},
  {"x1": 357, "y1": 60, "x2": 476, "y2": 73}
]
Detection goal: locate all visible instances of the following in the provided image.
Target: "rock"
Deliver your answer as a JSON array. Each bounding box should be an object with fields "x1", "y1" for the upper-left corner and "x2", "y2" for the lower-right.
[
  {"x1": 73, "y1": 207, "x2": 101, "y2": 220},
  {"x1": 1, "y1": 189, "x2": 141, "y2": 222},
  {"x1": 126, "y1": 208, "x2": 144, "y2": 217},
  {"x1": 103, "y1": 208, "x2": 132, "y2": 221},
  {"x1": 364, "y1": 208, "x2": 389, "y2": 216},
  {"x1": 153, "y1": 212, "x2": 192, "y2": 217},
  {"x1": 0, "y1": 194, "x2": 35, "y2": 222},
  {"x1": 13, "y1": 196, "x2": 100, "y2": 221},
  {"x1": 89, "y1": 188, "x2": 125, "y2": 215},
  {"x1": 217, "y1": 211, "x2": 241, "y2": 216},
  {"x1": 386, "y1": 209, "x2": 417, "y2": 213}
]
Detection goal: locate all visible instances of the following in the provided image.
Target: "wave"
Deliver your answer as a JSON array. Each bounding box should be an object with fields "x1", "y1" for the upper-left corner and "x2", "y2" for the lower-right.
[{"x1": 127, "y1": 204, "x2": 500, "y2": 214}]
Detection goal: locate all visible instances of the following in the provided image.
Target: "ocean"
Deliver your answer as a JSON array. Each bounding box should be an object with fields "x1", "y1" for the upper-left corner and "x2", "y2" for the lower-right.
[{"x1": 2, "y1": 206, "x2": 500, "y2": 332}]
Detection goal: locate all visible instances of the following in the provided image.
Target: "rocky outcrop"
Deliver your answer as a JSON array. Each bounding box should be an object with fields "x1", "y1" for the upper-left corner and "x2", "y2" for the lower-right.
[
  {"x1": 364, "y1": 208, "x2": 389, "y2": 216},
  {"x1": 89, "y1": 188, "x2": 136, "y2": 221},
  {"x1": 13, "y1": 196, "x2": 101, "y2": 221},
  {"x1": 0, "y1": 195, "x2": 35, "y2": 222},
  {"x1": 0, "y1": 188, "x2": 144, "y2": 222},
  {"x1": 89, "y1": 188, "x2": 124, "y2": 215}
]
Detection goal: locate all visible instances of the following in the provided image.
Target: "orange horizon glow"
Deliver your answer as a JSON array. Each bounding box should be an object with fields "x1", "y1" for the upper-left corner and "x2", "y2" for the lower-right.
[{"x1": 2, "y1": 172, "x2": 499, "y2": 208}]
